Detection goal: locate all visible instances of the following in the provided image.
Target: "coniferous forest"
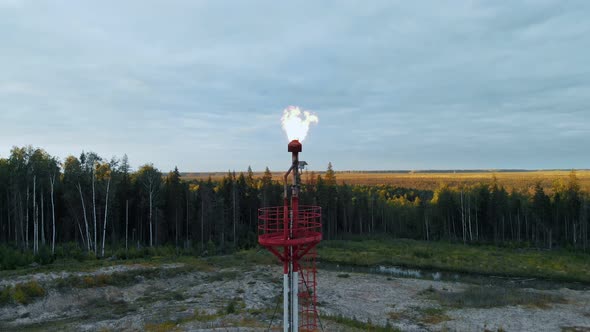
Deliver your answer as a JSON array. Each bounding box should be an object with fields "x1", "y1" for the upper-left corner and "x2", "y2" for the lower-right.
[{"x1": 0, "y1": 146, "x2": 588, "y2": 268}]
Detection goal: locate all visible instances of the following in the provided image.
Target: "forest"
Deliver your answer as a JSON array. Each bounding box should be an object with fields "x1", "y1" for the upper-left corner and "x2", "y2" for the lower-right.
[{"x1": 0, "y1": 146, "x2": 588, "y2": 268}]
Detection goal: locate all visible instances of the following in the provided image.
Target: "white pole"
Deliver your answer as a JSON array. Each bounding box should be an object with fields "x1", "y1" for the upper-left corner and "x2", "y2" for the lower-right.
[
  {"x1": 293, "y1": 270, "x2": 299, "y2": 331},
  {"x1": 283, "y1": 273, "x2": 289, "y2": 332}
]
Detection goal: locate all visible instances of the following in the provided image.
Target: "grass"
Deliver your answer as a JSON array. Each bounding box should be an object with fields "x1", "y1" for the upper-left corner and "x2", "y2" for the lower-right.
[
  {"x1": 0, "y1": 243, "x2": 200, "y2": 272},
  {"x1": 206, "y1": 249, "x2": 275, "y2": 268},
  {"x1": 388, "y1": 305, "x2": 451, "y2": 325},
  {"x1": 0, "y1": 281, "x2": 46, "y2": 305},
  {"x1": 422, "y1": 285, "x2": 567, "y2": 309},
  {"x1": 205, "y1": 270, "x2": 240, "y2": 282},
  {"x1": 144, "y1": 322, "x2": 180, "y2": 332},
  {"x1": 0, "y1": 242, "x2": 218, "y2": 275},
  {"x1": 188, "y1": 310, "x2": 223, "y2": 322},
  {"x1": 322, "y1": 314, "x2": 401, "y2": 331},
  {"x1": 318, "y1": 238, "x2": 590, "y2": 283},
  {"x1": 53, "y1": 263, "x2": 201, "y2": 289},
  {"x1": 416, "y1": 307, "x2": 451, "y2": 324},
  {"x1": 0, "y1": 252, "x2": 215, "y2": 281},
  {"x1": 82, "y1": 295, "x2": 138, "y2": 320},
  {"x1": 236, "y1": 316, "x2": 264, "y2": 328},
  {"x1": 0, "y1": 286, "x2": 11, "y2": 305},
  {"x1": 2, "y1": 239, "x2": 587, "y2": 292},
  {"x1": 146, "y1": 305, "x2": 260, "y2": 332}
]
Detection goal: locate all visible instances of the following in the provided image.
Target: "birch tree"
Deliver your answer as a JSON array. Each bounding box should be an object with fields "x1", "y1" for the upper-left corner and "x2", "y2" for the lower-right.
[
  {"x1": 119, "y1": 154, "x2": 131, "y2": 252},
  {"x1": 80, "y1": 152, "x2": 101, "y2": 253},
  {"x1": 97, "y1": 162, "x2": 112, "y2": 257},
  {"x1": 137, "y1": 164, "x2": 161, "y2": 247},
  {"x1": 49, "y1": 171, "x2": 57, "y2": 254},
  {"x1": 33, "y1": 174, "x2": 37, "y2": 254},
  {"x1": 64, "y1": 156, "x2": 91, "y2": 251}
]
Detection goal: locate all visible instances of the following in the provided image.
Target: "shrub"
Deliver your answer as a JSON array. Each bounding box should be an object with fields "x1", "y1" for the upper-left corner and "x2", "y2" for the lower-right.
[
  {"x1": 82, "y1": 276, "x2": 96, "y2": 288},
  {"x1": 35, "y1": 245, "x2": 55, "y2": 265},
  {"x1": 0, "y1": 246, "x2": 34, "y2": 270},
  {"x1": 413, "y1": 249, "x2": 434, "y2": 259},
  {"x1": 63, "y1": 273, "x2": 120, "y2": 288},
  {"x1": 206, "y1": 240, "x2": 216, "y2": 256},
  {"x1": 12, "y1": 281, "x2": 46, "y2": 304},
  {"x1": 226, "y1": 300, "x2": 237, "y2": 314},
  {"x1": 95, "y1": 274, "x2": 113, "y2": 286},
  {"x1": 0, "y1": 286, "x2": 12, "y2": 305},
  {"x1": 55, "y1": 242, "x2": 87, "y2": 261}
]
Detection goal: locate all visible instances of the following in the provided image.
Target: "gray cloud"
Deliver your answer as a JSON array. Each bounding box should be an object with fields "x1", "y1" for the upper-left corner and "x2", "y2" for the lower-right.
[{"x1": 1, "y1": 0, "x2": 589, "y2": 171}]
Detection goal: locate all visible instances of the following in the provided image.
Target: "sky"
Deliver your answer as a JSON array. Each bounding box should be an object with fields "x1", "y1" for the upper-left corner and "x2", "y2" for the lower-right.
[{"x1": 1, "y1": 1, "x2": 589, "y2": 172}]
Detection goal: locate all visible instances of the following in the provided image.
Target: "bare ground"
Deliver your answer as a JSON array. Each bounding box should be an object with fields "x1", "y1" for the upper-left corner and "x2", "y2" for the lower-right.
[{"x1": 0, "y1": 262, "x2": 589, "y2": 331}]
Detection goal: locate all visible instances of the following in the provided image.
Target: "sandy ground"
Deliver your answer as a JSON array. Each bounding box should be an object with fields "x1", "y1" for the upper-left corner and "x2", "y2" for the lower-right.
[
  {"x1": 319, "y1": 270, "x2": 590, "y2": 331},
  {"x1": 0, "y1": 263, "x2": 589, "y2": 331}
]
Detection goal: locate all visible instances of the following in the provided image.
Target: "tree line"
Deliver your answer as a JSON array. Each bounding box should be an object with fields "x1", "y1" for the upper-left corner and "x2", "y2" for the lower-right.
[{"x1": 0, "y1": 146, "x2": 588, "y2": 261}]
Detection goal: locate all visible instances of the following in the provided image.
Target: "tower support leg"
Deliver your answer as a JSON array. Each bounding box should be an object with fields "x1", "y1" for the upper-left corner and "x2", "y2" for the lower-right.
[
  {"x1": 283, "y1": 273, "x2": 289, "y2": 332},
  {"x1": 292, "y1": 270, "x2": 299, "y2": 331}
]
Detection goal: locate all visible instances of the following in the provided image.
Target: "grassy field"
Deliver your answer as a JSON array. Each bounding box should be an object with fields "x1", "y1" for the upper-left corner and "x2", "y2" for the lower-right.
[
  {"x1": 183, "y1": 170, "x2": 590, "y2": 192},
  {"x1": 3, "y1": 239, "x2": 589, "y2": 285},
  {"x1": 317, "y1": 238, "x2": 590, "y2": 283}
]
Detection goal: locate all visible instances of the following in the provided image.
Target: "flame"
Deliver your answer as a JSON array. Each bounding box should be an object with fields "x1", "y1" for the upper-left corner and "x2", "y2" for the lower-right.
[{"x1": 281, "y1": 106, "x2": 319, "y2": 142}]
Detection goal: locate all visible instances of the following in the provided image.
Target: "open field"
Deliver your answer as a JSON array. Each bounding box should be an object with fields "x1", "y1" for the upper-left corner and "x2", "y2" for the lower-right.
[{"x1": 182, "y1": 170, "x2": 590, "y2": 192}]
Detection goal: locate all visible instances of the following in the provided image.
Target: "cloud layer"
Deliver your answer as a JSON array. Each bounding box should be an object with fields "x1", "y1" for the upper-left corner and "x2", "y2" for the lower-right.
[{"x1": 1, "y1": 1, "x2": 589, "y2": 171}]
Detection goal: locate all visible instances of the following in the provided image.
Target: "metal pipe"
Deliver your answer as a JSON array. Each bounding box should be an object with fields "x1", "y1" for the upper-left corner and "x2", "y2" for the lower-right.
[
  {"x1": 292, "y1": 270, "x2": 299, "y2": 331},
  {"x1": 286, "y1": 140, "x2": 303, "y2": 332},
  {"x1": 283, "y1": 165, "x2": 295, "y2": 199},
  {"x1": 283, "y1": 273, "x2": 289, "y2": 332}
]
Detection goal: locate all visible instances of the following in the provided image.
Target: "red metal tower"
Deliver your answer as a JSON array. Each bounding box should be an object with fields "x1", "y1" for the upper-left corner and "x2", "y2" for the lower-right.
[{"x1": 258, "y1": 139, "x2": 322, "y2": 332}]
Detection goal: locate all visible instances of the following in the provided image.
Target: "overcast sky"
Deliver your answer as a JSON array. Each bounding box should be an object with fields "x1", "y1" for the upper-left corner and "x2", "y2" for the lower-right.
[{"x1": 1, "y1": 1, "x2": 589, "y2": 172}]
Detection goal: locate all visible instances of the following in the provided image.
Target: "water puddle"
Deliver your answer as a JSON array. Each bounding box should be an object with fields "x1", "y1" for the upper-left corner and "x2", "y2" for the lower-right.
[{"x1": 319, "y1": 262, "x2": 590, "y2": 290}]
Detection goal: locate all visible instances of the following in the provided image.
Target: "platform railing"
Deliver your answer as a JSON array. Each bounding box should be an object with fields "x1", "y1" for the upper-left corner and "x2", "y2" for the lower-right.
[{"x1": 258, "y1": 206, "x2": 321, "y2": 239}]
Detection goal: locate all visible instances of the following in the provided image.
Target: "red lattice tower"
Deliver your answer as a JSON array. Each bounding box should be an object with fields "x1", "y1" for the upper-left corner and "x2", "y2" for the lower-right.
[{"x1": 258, "y1": 140, "x2": 322, "y2": 332}]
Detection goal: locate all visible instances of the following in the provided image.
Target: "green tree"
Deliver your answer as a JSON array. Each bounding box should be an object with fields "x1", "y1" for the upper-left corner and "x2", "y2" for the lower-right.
[{"x1": 531, "y1": 182, "x2": 551, "y2": 247}]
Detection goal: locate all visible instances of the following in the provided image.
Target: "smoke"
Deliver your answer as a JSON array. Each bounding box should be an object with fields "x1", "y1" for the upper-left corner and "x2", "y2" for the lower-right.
[{"x1": 281, "y1": 106, "x2": 319, "y2": 142}]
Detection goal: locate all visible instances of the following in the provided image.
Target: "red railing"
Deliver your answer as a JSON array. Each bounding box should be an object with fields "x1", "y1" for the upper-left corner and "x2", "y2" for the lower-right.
[{"x1": 258, "y1": 205, "x2": 321, "y2": 241}]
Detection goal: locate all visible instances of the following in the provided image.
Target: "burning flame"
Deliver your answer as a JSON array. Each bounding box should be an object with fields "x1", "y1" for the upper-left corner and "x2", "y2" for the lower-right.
[{"x1": 281, "y1": 106, "x2": 318, "y2": 142}]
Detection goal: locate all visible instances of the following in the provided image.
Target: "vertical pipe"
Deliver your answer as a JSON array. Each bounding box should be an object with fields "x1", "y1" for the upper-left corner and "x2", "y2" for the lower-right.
[
  {"x1": 284, "y1": 198, "x2": 289, "y2": 240},
  {"x1": 292, "y1": 197, "x2": 299, "y2": 236},
  {"x1": 289, "y1": 260, "x2": 293, "y2": 331},
  {"x1": 293, "y1": 270, "x2": 299, "y2": 331},
  {"x1": 283, "y1": 273, "x2": 289, "y2": 332},
  {"x1": 290, "y1": 145, "x2": 299, "y2": 332}
]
